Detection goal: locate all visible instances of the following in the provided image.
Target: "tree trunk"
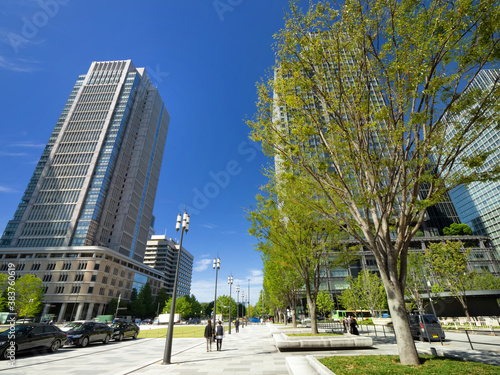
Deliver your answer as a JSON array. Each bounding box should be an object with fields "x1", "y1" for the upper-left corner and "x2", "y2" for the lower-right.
[
  {"x1": 385, "y1": 283, "x2": 420, "y2": 365},
  {"x1": 306, "y1": 293, "x2": 318, "y2": 334}
]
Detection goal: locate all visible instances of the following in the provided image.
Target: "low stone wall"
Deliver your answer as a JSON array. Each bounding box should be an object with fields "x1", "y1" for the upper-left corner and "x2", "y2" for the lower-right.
[{"x1": 273, "y1": 332, "x2": 373, "y2": 351}]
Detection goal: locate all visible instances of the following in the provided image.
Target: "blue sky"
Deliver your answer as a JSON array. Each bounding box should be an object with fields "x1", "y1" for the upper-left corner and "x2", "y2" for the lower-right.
[{"x1": 0, "y1": 0, "x2": 301, "y2": 304}]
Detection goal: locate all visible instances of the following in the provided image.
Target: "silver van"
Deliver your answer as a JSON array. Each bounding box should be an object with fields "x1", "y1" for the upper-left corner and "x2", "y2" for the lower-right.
[{"x1": 408, "y1": 314, "x2": 445, "y2": 341}]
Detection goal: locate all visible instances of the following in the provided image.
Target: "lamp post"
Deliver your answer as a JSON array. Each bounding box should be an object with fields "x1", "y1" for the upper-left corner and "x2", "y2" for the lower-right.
[
  {"x1": 228, "y1": 275, "x2": 233, "y2": 334},
  {"x1": 241, "y1": 291, "x2": 245, "y2": 327},
  {"x1": 236, "y1": 285, "x2": 240, "y2": 330},
  {"x1": 213, "y1": 257, "x2": 220, "y2": 323},
  {"x1": 162, "y1": 210, "x2": 190, "y2": 365}
]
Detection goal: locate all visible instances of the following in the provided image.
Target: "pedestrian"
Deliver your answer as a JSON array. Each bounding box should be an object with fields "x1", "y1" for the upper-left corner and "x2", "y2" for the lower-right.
[
  {"x1": 215, "y1": 320, "x2": 224, "y2": 351},
  {"x1": 350, "y1": 316, "x2": 359, "y2": 335},
  {"x1": 347, "y1": 315, "x2": 352, "y2": 333},
  {"x1": 204, "y1": 319, "x2": 214, "y2": 352},
  {"x1": 342, "y1": 317, "x2": 347, "y2": 333},
  {"x1": 235, "y1": 318, "x2": 240, "y2": 333}
]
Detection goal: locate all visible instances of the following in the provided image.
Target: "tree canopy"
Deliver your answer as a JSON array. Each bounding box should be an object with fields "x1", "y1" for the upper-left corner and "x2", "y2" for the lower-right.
[{"x1": 248, "y1": 0, "x2": 500, "y2": 365}]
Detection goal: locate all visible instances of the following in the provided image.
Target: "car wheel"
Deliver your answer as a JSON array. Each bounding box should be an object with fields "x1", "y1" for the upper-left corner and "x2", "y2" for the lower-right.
[
  {"x1": 117, "y1": 333, "x2": 124, "y2": 342},
  {"x1": 132, "y1": 331, "x2": 138, "y2": 339},
  {"x1": 79, "y1": 336, "x2": 90, "y2": 348},
  {"x1": 49, "y1": 339, "x2": 61, "y2": 353},
  {"x1": 1, "y1": 346, "x2": 15, "y2": 361},
  {"x1": 103, "y1": 335, "x2": 110, "y2": 344}
]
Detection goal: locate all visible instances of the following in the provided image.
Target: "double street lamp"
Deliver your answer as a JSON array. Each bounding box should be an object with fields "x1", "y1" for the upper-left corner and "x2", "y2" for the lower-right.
[
  {"x1": 162, "y1": 210, "x2": 190, "y2": 365},
  {"x1": 228, "y1": 275, "x2": 233, "y2": 334},
  {"x1": 213, "y1": 257, "x2": 220, "y2": 323},
  {"x1": 236, "y1": 285, "x2": 240, "y2": 330}
]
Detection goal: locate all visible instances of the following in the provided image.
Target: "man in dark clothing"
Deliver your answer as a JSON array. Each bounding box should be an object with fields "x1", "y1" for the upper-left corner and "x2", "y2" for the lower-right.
[{"x1": 235, "y1": 319, "x2": 240, "y2": 333}]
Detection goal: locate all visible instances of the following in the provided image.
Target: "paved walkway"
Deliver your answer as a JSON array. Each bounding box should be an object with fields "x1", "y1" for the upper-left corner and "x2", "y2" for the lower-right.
[{"x1": 2, "y1": 323, "x2": 500, "y2": 374}]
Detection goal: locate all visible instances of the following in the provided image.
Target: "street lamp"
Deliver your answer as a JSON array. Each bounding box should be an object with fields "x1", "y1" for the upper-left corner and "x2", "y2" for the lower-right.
[
  {"x1": 228, "y1": 275, "x2": 233, "y2": 334},
  {"x1": 163, "y1": 210, "x2": 190, "y2": 365},
  {"x1": 241, "y1": 291, "x2": 245, "y2": 327},
  {"x1": 213, "y1": 257, "x2": 220, "y2": 324},
  {"x1": 236, "y1": 285, "x2": 240, "y2": 331}
]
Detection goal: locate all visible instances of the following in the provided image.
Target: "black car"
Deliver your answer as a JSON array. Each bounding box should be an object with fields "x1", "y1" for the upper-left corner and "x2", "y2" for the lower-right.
[
  {"x1": 64, "y1": 322, "x2": 113, "y2": 347},
  {"x1": 110, "y1": 322, "x2": 139, "y2": 341},
  {"x1": 0, "y1": 323, "x2": 67, "y2": 360}
]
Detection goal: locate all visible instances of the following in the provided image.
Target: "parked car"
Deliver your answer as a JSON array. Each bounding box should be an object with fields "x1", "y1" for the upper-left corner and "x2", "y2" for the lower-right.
[
  {"x1": 408, "y1": 314, "x2": 445, "y2": 341},
  {"x1": 64, "y1": 321, "x2": 113, "y2": 347},
  {"x1": 110, "y1": 322, "x2": 139, "y2": 341},
  {"x1": 0, "y1": 323, "x2": 67, "y2": 360}
]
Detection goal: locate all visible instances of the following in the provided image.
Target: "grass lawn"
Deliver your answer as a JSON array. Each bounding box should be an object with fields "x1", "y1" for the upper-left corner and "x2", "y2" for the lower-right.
[
  {"x1": 318, "y1": 355, "x2": 499, "y2": 374},
  {"x1": 138, "y1": 326, "x2": 205, "y2": 339}
]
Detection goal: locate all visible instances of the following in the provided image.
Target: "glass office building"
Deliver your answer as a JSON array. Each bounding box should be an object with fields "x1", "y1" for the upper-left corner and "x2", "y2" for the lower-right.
[
  {"x1": 447, "y1": 69, "x2": 500, "y2": 251},
  {"x1": 0, "y1": 60, "x2": 170, "y2": 262}
]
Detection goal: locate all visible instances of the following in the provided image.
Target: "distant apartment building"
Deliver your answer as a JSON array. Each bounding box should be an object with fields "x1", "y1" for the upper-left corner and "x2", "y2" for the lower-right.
[
  {"x1": 144, "y1": 235, "x2": 193, "y2": 298},
  {"x1": 0, "y1": 60, "x2": 170, "y2": 321}
]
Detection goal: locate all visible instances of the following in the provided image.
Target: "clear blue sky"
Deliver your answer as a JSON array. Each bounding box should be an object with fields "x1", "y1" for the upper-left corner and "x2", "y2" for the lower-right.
[{"x1": 0, "y1": 0, "x2": 302, "y2": 304}]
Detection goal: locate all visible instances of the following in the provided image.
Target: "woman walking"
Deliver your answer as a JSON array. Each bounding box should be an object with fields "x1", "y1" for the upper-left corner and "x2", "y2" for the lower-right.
[
  {"x1": 215, "y1": 320, "x2": 224, "y2": 351},
  {"x1": 204, "y1": 319, "x2": 214, "y2": 352}
]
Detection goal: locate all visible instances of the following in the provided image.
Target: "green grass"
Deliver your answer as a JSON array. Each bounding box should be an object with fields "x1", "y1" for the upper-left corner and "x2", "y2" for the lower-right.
[
  {"x1": 138, "y1": 326, "x2": 205, "y2": 339},
  {"x1": 318, "y1": 355, "x2": 499, "y2": 374}
]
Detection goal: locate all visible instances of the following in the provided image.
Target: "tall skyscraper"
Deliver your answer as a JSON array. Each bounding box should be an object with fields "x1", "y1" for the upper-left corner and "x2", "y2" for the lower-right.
[
  {"x1": 446, "y1": 69, "x2": 500, "y2": 250},
  {"x1": 1, "y1": 60, "x2": 169, "y2": 263}
]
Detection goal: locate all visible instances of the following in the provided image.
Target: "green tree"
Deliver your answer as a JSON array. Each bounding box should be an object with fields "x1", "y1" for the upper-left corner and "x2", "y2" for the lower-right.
[
  {"x1": 405, "y1": 253, "x2": 425, "y2": 314},
  {"x1": 15, "y1": 275, "x2": 44, "y2": 317},
  {"x1": 215, "y1": 295, "x2": 236, "y2": 320},
  {"x1": 443, "y1": 223, "x2": 473, "y2": 236},
  {"x1": 138, "y1": 283, "x2": 155, "y2": 318},
  {"x1": 0, "y1": 274, "x2": 7, "y2": 312},
  {"x1": 425, "y1": 241, "x2": 473, "y2": 319},
  {"x1": 466, "y1": 272, "x2": 500, "y2": 290},
  {"x1": 248, "y1": 175, "x2": 345, "y2": 334},
  {"x1": 248, "y1": 0, "x2": 500, "y2": 366},
  {"x1": 316, "y1": 290, "x2": 334, "y2": 318},
  {"x1": 154, "y1": 288, "x2": 169, "y2": 317}
]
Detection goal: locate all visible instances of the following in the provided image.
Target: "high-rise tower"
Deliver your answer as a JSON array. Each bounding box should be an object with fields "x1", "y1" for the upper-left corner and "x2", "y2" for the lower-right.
[
  {"x1": 447, "y1": 69, "x2": 500, "y2": 250},
  {"x1": 1, "y1": 60, "x2": 169, "y2": 263}
]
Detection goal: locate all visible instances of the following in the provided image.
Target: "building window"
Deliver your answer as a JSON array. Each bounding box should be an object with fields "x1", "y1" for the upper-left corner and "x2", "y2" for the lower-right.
[
  {"x1": 91, "y1": 275, "x2": 97, "y2": 282},
  {"x1": 94, "y1": 263, "x2": 100, "y2": 270},
  {"x1": 43, "y1": 274, "x2": 52, "y2": 282},
  {"x1": 71, "y1": 285, "x2": 81, "y2": 294},
  {"x1": 0, "y1": 264, "x2": 9, "y2": 271},
  {"x1": 16, "y1": 264, "x2": 25, "y2": 271},
  {"x1": 88, "y1": 286, "x2": 94, "y2": 294},
  {"x1": 105, "y1": 265, "x2": 110, "y2": 273},
  {"x1": 43, "y1": 286, "x2": 49, "y2": 294},
  {"x1": 31, "y1": 263, "x2": 41, "y2": 271},
  {"x1": 99, "y1": 287, "x2": 105, "y2": 296},
  {"x1": 102, "y1": 276, "x2": 108, "y2": 284},
  {"x1": 74, "y1": 274, "x2": 84, "y2": 282},
  {"x1": 55, "y1": 286, "x2": 65, "y2": 294},
  {"x1": 62, "y1": 262, "x2": 71, "y2": 270},
  {"x1": 46, "y1": 263, "x2": 56, "y2": 271},
  {"x1": 58, "y1": 274, "x2": 68, "y2": 282},
  {"x1": 78, "y1": 262, "x2": 88, "y2": 270}
]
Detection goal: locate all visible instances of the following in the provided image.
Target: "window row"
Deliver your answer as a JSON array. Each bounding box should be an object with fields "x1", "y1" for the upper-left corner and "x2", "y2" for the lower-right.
[
  {"x1": 41, "y1": 177, "x2": 85, "y2": 190},
  {"x1": 27, "y1": 203, "x2": 75, "y2": 221},
  {"x1": 60, "y1": 130, "x2": 102, "y2": 143},
  {"x1": 21, "y1": 221, "x2": 70, "y2": 237},
  {"x1": 78, "y1": 92, "x2": 115, "y2": 103},
  {"x1": 56, "y1": 141, "x2": 98, "y2": 154},
  {"x1": 35, "y1": 190, "x2": 80, "y2": 204},
  {"x1": 52, "y1": 152, "x2": 94, "y2": 166},
  {"x1": 16, "y1": 238, "x2": 65, "y2": 248},
  {"x1": 46, "y1": 165, "x2": 89, "y2": 178},
  {"x1": 81, "y1": 83, "x2": 118, "y2": 95},
  {"x1": 74, "y1": 101, "x2": 112, "y2": 113}
]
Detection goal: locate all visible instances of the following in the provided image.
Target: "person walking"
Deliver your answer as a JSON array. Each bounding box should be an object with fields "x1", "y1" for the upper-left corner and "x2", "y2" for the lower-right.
[
  {"x1": 235, "y1": 318, "x2": 240, "y2": 333},
  {"x1": 204, "y1": 319, "x2": 214, "y2": 352},
  {"x1": 215, "y1": 320, "x2": 224, "y2": 351},
  {"x1": 350, "y1": 316, "x2": 359, "y2": 335}
]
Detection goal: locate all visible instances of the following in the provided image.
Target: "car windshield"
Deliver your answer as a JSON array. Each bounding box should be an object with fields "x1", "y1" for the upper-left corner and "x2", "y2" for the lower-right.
[
  {"x1": 68, "y1": 323, "x2": 93, "y2": 332},
  {"x1": 422, "y1": 315, "x2": 439, "y2": 324},
  {"x1": 111, "y1": 323, "x2": 126, "y2": 329},
  {"x1": 0, "y1": 325, "x2": 35, "y2": 336}
]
